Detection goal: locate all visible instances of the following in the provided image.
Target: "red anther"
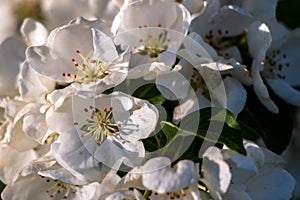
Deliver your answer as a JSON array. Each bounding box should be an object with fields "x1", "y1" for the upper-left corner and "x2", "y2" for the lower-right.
[
  {"x1": 73, "y1": 74, "x2": 77, "y2": 79},
  {"x1": 90, "y1": 60, "x2": 96, "y2": 63},
  {"x1": 67, "y1": 73, "x2": 71, "y2": 77},
  {"x1": 104, "y1": 108, "x2": 108, "y2": 112},
  {"x1": 139, "y1": 39, "x2": 143, "y2": 43},
  {"x1": 109, "y1": 107, "x2": 113, "y2": 111},
  {"x1": 76, "y1": 50, "x2": 80, "y2": 54},
  {"x1": 50, "y1": 194, "x2": 54, "y2": 198},
  {"x1": 71, "y1": 58, "x2": 75, "y2": 62},
  {"x1": 62, "y1": 73, "x2": 66, "y2": 76},
  {"x1": 80, "y1": 134, "x2": 84, "y2": 138},
  {"x1": 84, "y1": 108, "x2": 88, "y2": 112},
  {"x1": 138, "y1": 25, "x2": 142, "y2": 28},
  {"x1": 157, "y1": 23, "x2": 162, "y2": 27},
  {"x1": 74, "y1": 63, "x2": 79, "y2": 67}
]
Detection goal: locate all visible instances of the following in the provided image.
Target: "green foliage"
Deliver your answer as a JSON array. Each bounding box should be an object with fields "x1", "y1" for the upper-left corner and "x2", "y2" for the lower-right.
[{"x1": 143, "y1": 107, "x2": 246, "y2": 161}]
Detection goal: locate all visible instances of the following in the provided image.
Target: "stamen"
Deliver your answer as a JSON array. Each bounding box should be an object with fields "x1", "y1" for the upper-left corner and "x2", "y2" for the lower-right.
[{"x1": 79, "y1": 106, "x2": 121, "y2": 144}]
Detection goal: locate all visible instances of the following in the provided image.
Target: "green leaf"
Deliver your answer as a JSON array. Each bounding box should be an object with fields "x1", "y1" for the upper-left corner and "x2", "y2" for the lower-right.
[
  {"x1": 148, "y1": 94, "x2": 166, "y2": 105},
  {"x1": 210, "y1": 109, "x2": 240, "y2": 130},
  {"x1": 160, "y1": 108, "x2": 246, "y2": 155}
]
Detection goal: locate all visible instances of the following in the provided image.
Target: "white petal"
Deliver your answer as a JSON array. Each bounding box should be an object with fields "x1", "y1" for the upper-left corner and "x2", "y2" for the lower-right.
[
  {"x1": 5, "y1": 119, "x2": 39, "y2": 152},
  {"x1": 117, "y1": 96, "x2": 159, "y2": 141},
  {"x1": 269, "y1": 28, "x2": 300, "y2": 86},
  {"x1": 266, "y1": 78, "x2": 300, "y2": 107},
  {"x1": 247, "y1": 168, "x2": 296, "y2": 200},
  {"x1": 20, "y1": 18, "x2": 48, "y2": 46},
  {"x1": 247, "y1": 22, "x2": 272, "y2": 60},
  {"x1": 104, "y1": 190, "x2": 144, "y2": 200},
  {"x1": 142, "y1": 158, "x2": 197, "y2": 193},
  {"x1": 46, "y1": 97, "x2": 75, "y2": 134},
  {"x1": 223, "y1": 183, "x2": 252, "y2": 200},
  {"x1": 92, "y1": 28, "x2": 118, "y2": 62},
  {"x1": 0, "y1": 36, "x2": 25, "y2": 97},
  {"x1": 113, "y1": 0, "x2": 183, "y2": 32},
  {"x1": 51, "y1": 133, "x2": 103, "y2": 183},
  {"x1": 19, "y1": 62, "x2": 55, "y2": 103},
  {"x1": 252, "y1": 62, "x2": 279, "y2": 113},
  {"x1": 173, "y1": 90, "x2": 211, "y2": 123},
  {"x1": 202, "y1": 147, "x2": 231, "y2": 196},
  {"x1": 156, "y1": 70, "x2": 190, "y2": 100},
  {"x1": 0, "y1": 145, "x2": 37, "y2": 184},
  {"x1": 242, "y1": 0, "x2": 277, "y2": 21},
  {"x1": 222, "y1": 77, "x2": 247, "y2": 117},
  {"x1": 93, "y1": 139, "x2": 145, "y2": 169}
]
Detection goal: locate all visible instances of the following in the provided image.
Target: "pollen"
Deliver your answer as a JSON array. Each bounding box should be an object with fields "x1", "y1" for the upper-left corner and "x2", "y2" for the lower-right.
[
  {"x1": 42, "y1": 177, "x2": 77, "y2": 199},
  {"x1": 136, "y1": 30, "x2": 169, "y2": 58},
  {"x1": 62, "y1": 50, "x2": 109, "y2": 83},
  {"x1": 78, "y1": 106, "x2": 121, "y2": 145}
]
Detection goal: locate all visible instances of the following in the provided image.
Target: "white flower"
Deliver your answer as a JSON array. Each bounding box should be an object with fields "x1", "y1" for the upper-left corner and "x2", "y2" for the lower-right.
[
  {"x1": 1, "y1": 173, "x2": 102, "y2": 200},
  {"x1": 0, "y1": 0, "x2": 17, "y2": 43},
  {"x1": 190, "y1": 0, "x2": 253, "y2": 60},
  {"x1": 0, "y1": 36, "x2": 26, "y2": 97},
  {"x1": 117, "y1": 157, "x2": 200, "y2": 199},
  {"x1": 41, "y1": 0, "x2": 94, "y2": 29},
  {"x1": 88, "y1": 0, "x2": 124, "y2": 26},
  {"x1": 173, "y1": 32, "x2": 250, "y2": 121},
  {"x1": 0, "y1": 142, "x2": 38, "y2": 185},
  {"x1": 112, "y1": 0, "x2": 190, "y2": 79},
  {"x1": 26, "y1": 17, "x2": 128, "y2": 94},
  {"x1": 46, "y1": 91, "x2": 158, "y2": 178},
  {"x1": 203, "y1": 140, "x2": 296, "y2": 200},
  {"x1": 202, "y1": 146, "x2": 232, "y2": 200},
  {"x1": 2, "y1": 99, "x2": 41, "y2": 151},
  {"x1": 112, "y1": 0, "x2": 190, "y2": 36},
  {"x1": 247, "y1": 21, "x2": 300, "y2": 110}
]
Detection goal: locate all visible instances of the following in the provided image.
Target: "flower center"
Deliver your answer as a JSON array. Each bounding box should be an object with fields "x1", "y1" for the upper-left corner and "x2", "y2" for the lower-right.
[
  {"x1": 76, "y1": 106, "x2": 121, "y2": 144},
  {"x1": 204, "y1": 29, "x2": 230, "y2": 51},
  {"x1": 134, "y1": 29, "x2": 170, "y2": 58},
  {"x1": 42, "y1": 176, "x2": 78, "y2": 199},
  {"x1": 152, "y1": 188, "x2": 189, "y2": 199},
  {"x1": 264, "y1": 48, "x2": 290, "y2": 79},
  {"x1": 62, "y1": 50, "x2": 109, "y2": 83}
]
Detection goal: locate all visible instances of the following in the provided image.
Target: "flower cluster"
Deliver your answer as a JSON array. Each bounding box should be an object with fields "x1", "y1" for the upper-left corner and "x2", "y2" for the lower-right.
[{"x1": 0, "y1": 0, "x2": 299, "y2": 199}]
